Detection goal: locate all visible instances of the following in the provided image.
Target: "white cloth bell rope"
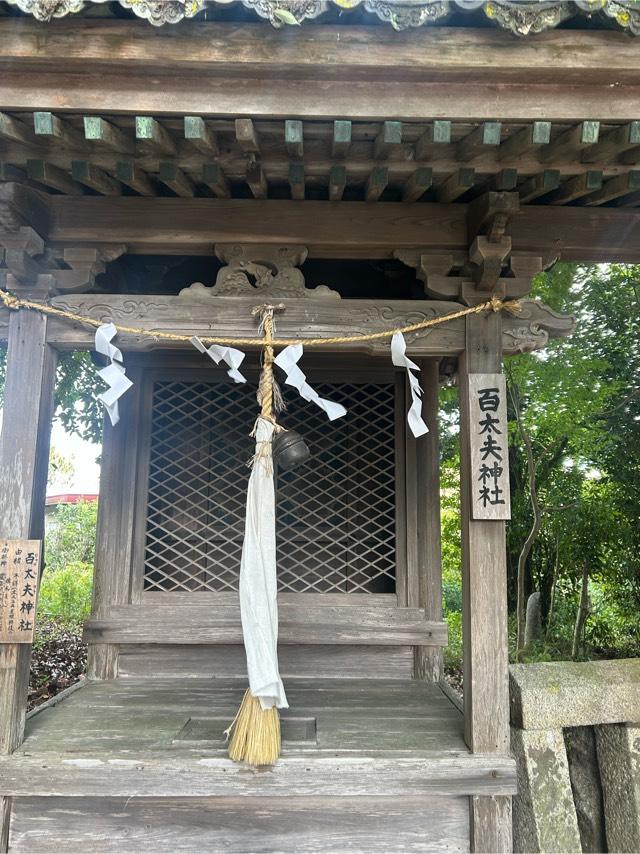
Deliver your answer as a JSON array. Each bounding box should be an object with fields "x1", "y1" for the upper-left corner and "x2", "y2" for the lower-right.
[
  {"x1": 274, "y1": 344, "x2": 347, "y2": 421},
  {"x1": 95, "y1": 322, "x2": 133, "y2": 426},
  {"x1": 391, "y1": 332, "x2": 429, "y2": 438},
  {"x1": 191, "y1": 336, "x2": 247, "y2": 384}
]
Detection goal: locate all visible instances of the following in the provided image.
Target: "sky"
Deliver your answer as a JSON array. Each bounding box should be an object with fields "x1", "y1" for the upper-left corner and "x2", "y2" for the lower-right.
[{"x1": 48, "y1": 422, "x2": 101, "y2": 496}]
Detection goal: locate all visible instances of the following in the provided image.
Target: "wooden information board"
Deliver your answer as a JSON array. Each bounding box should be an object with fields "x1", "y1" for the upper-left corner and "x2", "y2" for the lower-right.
[
  {"x1": 468, "y1": 373, "x2": 511, "y2": 521},
  {"x1": 0, "y1": 539, "x2": 42, "y2": 643}
]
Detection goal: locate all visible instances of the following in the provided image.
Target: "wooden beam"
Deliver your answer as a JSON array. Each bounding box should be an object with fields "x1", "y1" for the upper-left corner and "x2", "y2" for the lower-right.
[
  {"x1": 0, "y1": 751, "x2": 516, "y2": 799},
  {"x1": 328, "y1": 164, "x2": 346, "y2": 201},
  {"x1": 582, "y1": 121, "x2": 640, "y2": 164},
  {"x1": 548, "y1": 170, "x2": 603, "y2": 205},
  {"x1": 183, "y1": 116, "x2": 219, "y2": 156},
  {"x1": 0, "y1": 163, "x2": 26, "y2": 183},
  {"x1": 3, "y1": 23, "x2": 640, "y2": 122},
  {"x1": 246, "y1": 159, "x2": 267, "y2": 199},
  {"x1": 517, "y1": 170, "x2": 560, "y2": 203},
  {"x1": 83, "y1": 117, "x2": 134, "y2": 155},
  {"x1": 539, "y1": 121, "x2": 600, "y2": 163},
  {"x1": 288, "y1": 162, "x2": 305, "y2": 200},
  {"x1": 457, "y1": 123, "x2": 501, "y2": 161},
  {"x1": 498, "y1": 122, "x2": 551, "y2": 161},
  {"x1": 402, "y1": 167, "x2": 432, "y2": 203},
  {"x1": 584, "y1": 170, "x2": 640, "y2": 205},
  {"x1": 135, "y1": 116, "x2": 175, "y2": 156},
  {"x1": 84, "y1": 603, "x2": 447, "y2": 646},
  {"x1": 416, "y1": 121, "x2": 451, "y2": 161},
  {"x1": 33, "y1": 111, "x2": 84, "y2": 149},
  {"x1": 235, "y1": 118, "x2": 260, "y2": 154},
  {"x1": 0, "y1": 112, "x2": 35, "y2": 146},
  {"x1": 285, "y1": 119, "x2": 304, "y2": 159},
  {"x1": 483, "y1": 169, "x2": 518, "y2": 193},
  {"x1": 115, "y1": 161, "x2": 155, "y2": 196},
  {"x1": 201, "y1": 163, "x2": 230, "y2": 198},
  {"x1": 437, "y1": 169, "x2": 475, "y2": 203},
  {"x1": 26, "y1": 160, "x2": 84, "y2": 195},
  {"x1": 374, "y1": 121, "x2": 403, "y2": 160},
  {"x1": 158, "y1": 162, "x2": 195, "y2": 198},
  {"x1": 332, "y1": 120, "x2": 352, "y2": 158},
  {"x1": 71, "y1": 161, "x2": 121, "y2": 196},
  {"x1": 39, "y1": 196, "x2": 640, "y2": 262},
  {"x1": 365, "y1": 166, "x2": 388, "y2": 202}
]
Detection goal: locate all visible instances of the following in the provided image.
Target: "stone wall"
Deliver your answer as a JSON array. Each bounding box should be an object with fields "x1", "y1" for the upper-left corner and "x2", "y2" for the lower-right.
[{"x1": 510, "y1": 659, "x2": 640, "y2": 853}]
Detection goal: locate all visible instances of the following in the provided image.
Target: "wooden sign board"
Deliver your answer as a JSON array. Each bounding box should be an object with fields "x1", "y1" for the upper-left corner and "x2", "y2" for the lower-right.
[
  {"x1": 468, "y1": 373, "x2": 511, "y2": 521},
  {"x1": 0, "y1": 539, "x2": 42, "y2": 643}
]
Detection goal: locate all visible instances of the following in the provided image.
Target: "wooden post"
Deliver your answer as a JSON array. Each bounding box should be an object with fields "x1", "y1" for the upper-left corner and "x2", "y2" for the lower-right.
[
  {"x1": 414, "y1": 359, "x2": 443, "y2": 681},
  {"x1": 87, "y1": 370, "x2": 141, "y2": 680},
  {"x1": 0, "y1": 303, "x2": 57, "y2": 853},
  {"x1": 459, "y1": 312, "x2": 512, "y2": 853},
  {"x1": 0, "y1": 307, "x2": 57, "y2": 754}
]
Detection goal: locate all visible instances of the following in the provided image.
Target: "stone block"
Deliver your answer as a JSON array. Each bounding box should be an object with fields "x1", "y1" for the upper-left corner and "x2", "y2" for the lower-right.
[
  {"x1": 511, "y1": 726, "x2": 581, "y2": 853},
  {"x1": 596, "y1": 722, "x2": 640, "y2": 853},
  {"x1": 510, "y1": 659, "x2": 640, "y2": 730},
  {"x1": 564, "y1": 726, "x2": 606, "y2": 853}
]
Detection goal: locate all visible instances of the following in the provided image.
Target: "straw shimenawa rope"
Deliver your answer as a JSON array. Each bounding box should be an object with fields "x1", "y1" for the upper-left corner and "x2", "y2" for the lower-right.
[
  {"x1": 0, "y1": 287, "x2": 521, "y2": 349},
  {"x1": 225, "y1": 304, "x2": 283, "y2": 767}
]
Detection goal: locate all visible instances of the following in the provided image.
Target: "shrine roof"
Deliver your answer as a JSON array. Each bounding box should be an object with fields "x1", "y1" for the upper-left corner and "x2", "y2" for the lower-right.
[{"x1": 2, "y1": 0, "x2": 640, "y2": 36}]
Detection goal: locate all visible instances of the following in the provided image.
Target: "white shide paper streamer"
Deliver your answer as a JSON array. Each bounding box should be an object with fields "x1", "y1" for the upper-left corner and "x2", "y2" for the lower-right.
[
  {"x1": 191, "y1": 337, "x2": 247, "y2": 384},
  {"x1": 95, "y1": 322, "x2": 133, "y2": 426},
  {"x1": 239, "y1": 416, "x2": 288, "y2": 710},
  {"x1": 391, "y1": 332, "x2": 429, "y2": 438},
  {"x1": 274, "y1": 344, "x2": 347, "y2": 421}
]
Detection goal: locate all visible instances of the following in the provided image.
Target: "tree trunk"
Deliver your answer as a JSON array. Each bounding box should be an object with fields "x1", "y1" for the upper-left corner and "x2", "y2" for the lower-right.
[
  {"x1": 546, "y1": 537, "x2": 560, "y2": 636},
  {"x1": 572, "y1": 563, "x2": 590, "y2": 660},
  {"x1": 509, "y1": 380, "x2": 543, "y2": 659}
]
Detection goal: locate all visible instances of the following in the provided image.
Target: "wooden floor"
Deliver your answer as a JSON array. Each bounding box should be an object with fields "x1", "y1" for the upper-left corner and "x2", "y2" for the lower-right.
[{"x1": 2, "y1": 678, "x2": 516, "y2": 852}]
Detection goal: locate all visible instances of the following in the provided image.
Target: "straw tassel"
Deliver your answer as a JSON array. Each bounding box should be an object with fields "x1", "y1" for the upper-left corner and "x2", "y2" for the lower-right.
[{"x1": 225, "y1": 689, "x2": 281, "y2": 766}]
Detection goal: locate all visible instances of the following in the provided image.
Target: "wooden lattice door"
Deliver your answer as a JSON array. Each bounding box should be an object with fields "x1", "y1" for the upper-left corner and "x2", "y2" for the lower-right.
[{"x1": 135, "y1": 366, "x2": 404, "y2": 600}]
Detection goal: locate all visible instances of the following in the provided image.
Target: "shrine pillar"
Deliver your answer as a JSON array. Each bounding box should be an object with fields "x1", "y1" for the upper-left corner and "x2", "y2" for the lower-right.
[
  {"x1": 459, "y1": 312, "x2": 511, "y2": 852},
  {"x1": 0, "y1": 278, "x2": 58, "y2": 755}
]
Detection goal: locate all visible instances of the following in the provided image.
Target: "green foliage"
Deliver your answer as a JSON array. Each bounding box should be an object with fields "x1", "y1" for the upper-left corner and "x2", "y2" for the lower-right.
[
  {"x1": 37, "y1": 562, "x2": 93, "y2": 628},
  {"x1": 45, "y1": 500, "x2": 98, "y2": 575},
  {"x1": 0, "y1": 348, "x2": 103, "y2": 443},
  {"x1": 38, "y1": 501, "x2": 97, "y2": 628},
  {"x1": 440, "y1": 262, "x2": 640, "y2": 669}
]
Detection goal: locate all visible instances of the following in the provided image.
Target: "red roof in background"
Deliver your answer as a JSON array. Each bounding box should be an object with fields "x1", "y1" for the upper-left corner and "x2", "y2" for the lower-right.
[{"x1": 45, "y1": 493, "x2": 98, "y2": 506}]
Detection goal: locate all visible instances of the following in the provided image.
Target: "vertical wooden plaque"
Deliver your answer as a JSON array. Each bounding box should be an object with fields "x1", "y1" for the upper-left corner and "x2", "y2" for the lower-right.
[
  {"x1": 467, "y1": 373, "x2": 511, "y2": 521},
  {"x1": 0, "y1": 539, "x2": 42, "y2": 643}
]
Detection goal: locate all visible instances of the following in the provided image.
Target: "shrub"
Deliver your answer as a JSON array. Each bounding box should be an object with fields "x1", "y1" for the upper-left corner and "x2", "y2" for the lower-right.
[{"x1": 37, "y1": 561, "x2": 93, "y2": 628}]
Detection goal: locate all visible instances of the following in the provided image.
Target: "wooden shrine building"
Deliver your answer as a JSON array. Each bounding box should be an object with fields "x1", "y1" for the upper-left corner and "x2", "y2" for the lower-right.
[{"x1": 1, "y1": 1, "x2": 640, "y2": 851}]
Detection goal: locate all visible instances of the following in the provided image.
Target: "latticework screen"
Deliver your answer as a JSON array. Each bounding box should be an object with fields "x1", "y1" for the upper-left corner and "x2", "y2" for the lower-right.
[{"x1": 143, "y1": 378, "x2": 397, "y2": 594}]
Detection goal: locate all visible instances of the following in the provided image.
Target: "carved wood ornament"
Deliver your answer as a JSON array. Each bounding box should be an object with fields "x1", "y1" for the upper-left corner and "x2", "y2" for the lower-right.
[{"x1": 179, "y1": 244, "x2": 341, "y2": 301}]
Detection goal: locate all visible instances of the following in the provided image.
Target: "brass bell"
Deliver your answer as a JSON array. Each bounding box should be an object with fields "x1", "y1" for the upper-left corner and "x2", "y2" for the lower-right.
[{"x1": 272, "y1": 429, "x2": 311, "y2": 471}]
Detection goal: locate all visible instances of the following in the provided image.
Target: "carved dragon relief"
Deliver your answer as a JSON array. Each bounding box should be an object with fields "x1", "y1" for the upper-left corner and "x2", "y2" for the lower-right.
[{"x1": 179, "y1": 244, "x2": 341, "y2": 301}]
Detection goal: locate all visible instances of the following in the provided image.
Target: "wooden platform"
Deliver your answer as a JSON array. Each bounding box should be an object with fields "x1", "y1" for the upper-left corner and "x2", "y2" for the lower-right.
[{"x1": 2, "y1": 677, "x2": 516, "y2": 852}]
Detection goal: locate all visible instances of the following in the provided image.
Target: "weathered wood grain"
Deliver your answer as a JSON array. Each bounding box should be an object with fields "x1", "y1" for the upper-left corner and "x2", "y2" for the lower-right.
[
  {"x1": 459, "y1": 314, "x2": 511, "y2": 851},
  {"x1": 414, "y1": 360, "x2": 443, "y2": 681},
  {"x1": 0, "y1": 192, "x2": 625, "y2": 261},
  {"x1": 83, "y1": 603, "x2": 448, "y2": 646},
  {"x1": 0, "y1": 310, "x2": 57, "y2": 755},
  {"x1": 3, "y1": 22, "x2": 640, "y2": 121},
  {"x1": 117, "y1": 644, "x2": 414, "y2": 680},
  {"x1": 0, "y1": 752, "x2": 516, "y2": 798},
  {"x1": 9, "y1": 795, "x2": 471, "y2": 853}
]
